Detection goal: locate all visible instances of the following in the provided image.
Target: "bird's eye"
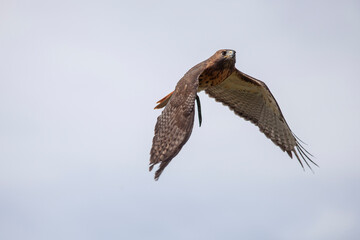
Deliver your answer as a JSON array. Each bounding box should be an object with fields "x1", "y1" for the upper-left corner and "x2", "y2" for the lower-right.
[{"x1": 222, "y1": 51, "x2": 227, "y2": 56}]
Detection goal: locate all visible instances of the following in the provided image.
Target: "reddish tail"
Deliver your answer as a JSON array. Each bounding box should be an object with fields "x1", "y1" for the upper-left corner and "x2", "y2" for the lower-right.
[{"x1": 154, "y1": 91, "x2": 174, "y2": 109}]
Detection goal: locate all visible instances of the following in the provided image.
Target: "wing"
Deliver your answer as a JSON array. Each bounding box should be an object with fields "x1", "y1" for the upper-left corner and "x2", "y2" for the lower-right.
[
  {"x1": 205, "y1": 69, "x2": 317, "y2": 169},
  {"x1": 150, "y1": 63, "x2": 205, "y2": 180}
]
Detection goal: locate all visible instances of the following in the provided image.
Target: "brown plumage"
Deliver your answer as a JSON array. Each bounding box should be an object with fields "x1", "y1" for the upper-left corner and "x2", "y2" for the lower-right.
[{"x1": 150, "y1": 49, "x2": 316, "y2": 180}]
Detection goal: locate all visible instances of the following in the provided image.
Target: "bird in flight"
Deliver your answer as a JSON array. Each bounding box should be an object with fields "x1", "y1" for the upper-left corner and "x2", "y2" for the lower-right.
[{"x1": 150, "y1": 49, "x2": 316, "y2": 180}]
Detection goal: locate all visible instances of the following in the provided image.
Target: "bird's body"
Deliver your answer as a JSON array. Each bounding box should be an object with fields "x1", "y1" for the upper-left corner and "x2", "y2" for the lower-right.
[
  {"x1": 153, "y1": 50, "x2": 236, "y2": 109},
  {"x1": 150, "y1": 49, "x2": 316, "y2": 180},
  {"x1": 197, "y1": 51, "x2": 236, "y2": 90}
]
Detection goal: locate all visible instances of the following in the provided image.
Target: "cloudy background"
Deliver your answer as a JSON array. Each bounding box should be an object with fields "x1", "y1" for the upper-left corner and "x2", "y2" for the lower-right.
[{"x1": 1, "y1": 0, "x2": 359, "y2": 239}]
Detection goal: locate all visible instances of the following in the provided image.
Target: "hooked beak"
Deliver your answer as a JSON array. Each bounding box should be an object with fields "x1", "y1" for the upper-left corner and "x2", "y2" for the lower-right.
[{"x1": 225, "y1": 50, "x2": 236, "y2": 58}]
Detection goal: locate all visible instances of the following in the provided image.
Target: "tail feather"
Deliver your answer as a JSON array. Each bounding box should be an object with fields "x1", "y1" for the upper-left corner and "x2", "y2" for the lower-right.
[{"x1": 154, "y1": 91, "x2": 174, "y2": 109}]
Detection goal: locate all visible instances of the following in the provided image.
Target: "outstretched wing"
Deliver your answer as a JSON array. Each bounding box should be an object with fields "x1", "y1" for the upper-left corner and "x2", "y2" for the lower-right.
[
  {"x1": 205, "y1": 69, "x2": 316, "y2": 169},
  {"x1": 150, "y1": 63, "x2": 205, "y2": 180}
]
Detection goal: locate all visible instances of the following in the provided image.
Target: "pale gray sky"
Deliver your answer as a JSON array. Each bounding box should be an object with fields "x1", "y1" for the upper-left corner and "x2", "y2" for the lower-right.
[{"x1": 1, "y1": 0, "x2": 360, "y2": 239}]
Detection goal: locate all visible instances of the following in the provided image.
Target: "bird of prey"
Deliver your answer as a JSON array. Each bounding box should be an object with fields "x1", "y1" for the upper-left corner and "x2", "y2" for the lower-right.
[{"x1": 150, "y1": 49, "x2": 316, "y2": 180}]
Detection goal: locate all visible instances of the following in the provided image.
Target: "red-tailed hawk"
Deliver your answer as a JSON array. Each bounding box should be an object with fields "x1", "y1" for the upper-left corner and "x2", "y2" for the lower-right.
[{"x1": 150, "y1": 49, "x2": 316, "y2": 180}]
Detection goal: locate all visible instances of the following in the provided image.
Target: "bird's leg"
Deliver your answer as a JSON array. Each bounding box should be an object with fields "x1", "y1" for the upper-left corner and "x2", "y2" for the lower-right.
[{"x1": 196, "y1": 95, "x2": 202, "y2": 127}]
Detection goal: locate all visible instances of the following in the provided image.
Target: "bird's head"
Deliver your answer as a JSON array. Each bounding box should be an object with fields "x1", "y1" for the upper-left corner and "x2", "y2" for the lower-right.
[
  {"x1": 216, "y1": 49, "x2": 236, "y2": 60},
  {"x1": 210, "y1": 49, "x2": 236, "y2": 67},
  {"x1": 206, "y1": 49, "x2": 236, "y2": 72},
  {"x1": 218, "y1": 49, "x2": 236, "y2": 58}
]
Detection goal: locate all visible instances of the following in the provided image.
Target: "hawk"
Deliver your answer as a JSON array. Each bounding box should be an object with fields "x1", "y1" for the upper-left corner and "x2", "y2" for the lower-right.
[{"x1": 150, "y1": 49, "x2": 316, "y2": 180}]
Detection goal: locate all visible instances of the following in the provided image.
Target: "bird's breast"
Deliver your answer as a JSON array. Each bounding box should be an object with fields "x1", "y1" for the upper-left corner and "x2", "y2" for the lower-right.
[{"x1": 198, "y1": 68, "x2": 233, "y2": 91}]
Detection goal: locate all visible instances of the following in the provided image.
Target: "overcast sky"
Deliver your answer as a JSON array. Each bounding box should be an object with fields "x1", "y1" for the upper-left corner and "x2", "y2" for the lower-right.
[{"x1": 1, "y1": 0, "x2": 360, "y2": 239}]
